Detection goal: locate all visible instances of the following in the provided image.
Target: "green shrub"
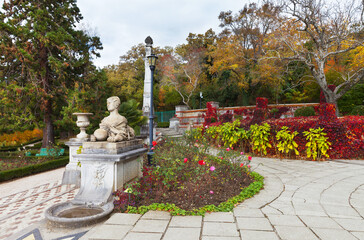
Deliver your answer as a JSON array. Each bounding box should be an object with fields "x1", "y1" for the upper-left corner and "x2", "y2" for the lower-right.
[
  {"x1": 294, "y1": 106, "x2": 316, "y2": 117},
  {"x1": 157, "y1": 122, "x2": 170, "y2": 128},
  {"x1": 303, "y1": 127, "x2": 331, "y2": 161},
  {"x1": 250, "y1": 123, "x2": 272, "y2": 155},
  {"x1": 0, "y1": 156, "x2": 69, "y2": 182},
  {"x1": 351, "y1": 105, "x2": 364, "y2": 116},
  {"x1": 338, "y1": 84, "x2": 364, "y2": 114},
  {"x1": 119, "y1": 99, "x2": 147, "y2": 129}
]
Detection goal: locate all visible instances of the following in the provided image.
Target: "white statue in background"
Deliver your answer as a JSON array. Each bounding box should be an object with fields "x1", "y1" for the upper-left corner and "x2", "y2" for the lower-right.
[{"x1": 90, "y1": 96, "x2": 135, "y2": 142}]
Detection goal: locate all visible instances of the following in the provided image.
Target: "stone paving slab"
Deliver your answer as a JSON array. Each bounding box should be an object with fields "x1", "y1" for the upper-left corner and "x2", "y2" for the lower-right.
[
  {"x1": 201, "y1": 237, "x2": 241, "y2": 240},
  {"x1": 163, "y1": 227, "x2": 201, "y2": 240},
  {"x1": 333, "y1": 218, "x2": 364, "y2": 231},
  {"x1": 131, "y1": 219, "x2": 169, "y2": 233},
  {"x1": 233, "y1": 208, "x2": 265, "y2": 218},
  {"x1": 202, "y1": 222, "x2": 239, "y2": 237},
  {"x1": 169, "y1": 215, "x2": 202, "y2": 228},
  {"x1": 299, "y1": 215, "x2": 343, "y2": 229},
  {"x1": 267, "y1": 214, "x2": 305, "y2": 227},
  {"x1": 311, "y1": 228, "x2": 358, "y2": 240},
  {"x1": 123, "y1": 232, "x2": 163, "y2": 240},
  {"x1": 240, "y1": 230, "x2": 279, "y2": 240},
  {"x1": 81, "y1": 224, "x2": 132, "y2": 240},
  {"x1": 236, "y1": 217, "x2": 273, "y2": 231},
  {"x1": 204, "y1": 212, "x2": 235, "y2": 222},
  {"x1": 104, "y1": 213, "x2": 141, "y2": 225},
  {"x1": 274, "y1": 226, "x2": 319, "y2": 240}
]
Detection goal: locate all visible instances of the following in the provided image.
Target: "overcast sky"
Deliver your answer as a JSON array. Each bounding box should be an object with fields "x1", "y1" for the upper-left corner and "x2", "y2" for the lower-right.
[
  {"x1": 76, "y1": 0, "x2": 247, "y2": 68},
  {"x1": 0, "y1": 0, "x2": 248, "y2": 68}
]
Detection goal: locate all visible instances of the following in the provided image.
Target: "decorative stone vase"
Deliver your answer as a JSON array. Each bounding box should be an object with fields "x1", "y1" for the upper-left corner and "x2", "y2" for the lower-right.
[{"x1": 73, "y1": 113, "x2": 93, "y2": 140}]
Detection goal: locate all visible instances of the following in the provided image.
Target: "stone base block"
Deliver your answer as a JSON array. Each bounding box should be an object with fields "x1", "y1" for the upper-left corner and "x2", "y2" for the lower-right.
[
  {"x1": 62, "y1": 169, "x2": 81, "y2": 187},
  {"x1": 82, "y1": 139, "x2": 143, "y2": 154}
]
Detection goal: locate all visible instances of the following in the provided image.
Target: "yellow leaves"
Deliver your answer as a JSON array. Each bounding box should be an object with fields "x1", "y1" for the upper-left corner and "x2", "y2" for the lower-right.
[{"x1": 347, "y1": 45, "x2": 364, "y2": 71}]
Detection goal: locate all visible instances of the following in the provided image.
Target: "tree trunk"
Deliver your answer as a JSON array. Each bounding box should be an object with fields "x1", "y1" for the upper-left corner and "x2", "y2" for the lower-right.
[
  {"x1": 324, "y1": 91, "x2": 340, "y2": 117},
  {"x1": 42, "y1": 98, "x2": 55, "y2": 147},
  {"x1": 39, "y1": 45, "x2": 55, "y2": 147}
]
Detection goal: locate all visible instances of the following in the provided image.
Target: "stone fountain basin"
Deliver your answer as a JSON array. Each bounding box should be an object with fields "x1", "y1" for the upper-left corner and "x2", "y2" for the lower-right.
[{"x1": 45, "y1": 201, "x2": 114, "y2": 227}]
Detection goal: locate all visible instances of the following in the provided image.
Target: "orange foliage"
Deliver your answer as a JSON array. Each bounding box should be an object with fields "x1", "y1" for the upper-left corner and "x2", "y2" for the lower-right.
[{"x1": 0, "y1": 129, "x2": 43, "y2": 147}]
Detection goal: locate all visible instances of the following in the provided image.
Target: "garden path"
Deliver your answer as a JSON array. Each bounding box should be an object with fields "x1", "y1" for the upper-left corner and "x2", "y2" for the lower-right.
[
  {"x1": 0, "y1": 168, "x2": 78, "y2": 240},
  {"x1": 4, "y1": 158, "x2": 364, "y2": 240}
]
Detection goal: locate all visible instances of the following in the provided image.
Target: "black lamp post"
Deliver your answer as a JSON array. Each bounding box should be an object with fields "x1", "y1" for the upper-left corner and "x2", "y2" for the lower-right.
[{"x1": 147, "y1": 53, "x2": 158, "y2": 165}]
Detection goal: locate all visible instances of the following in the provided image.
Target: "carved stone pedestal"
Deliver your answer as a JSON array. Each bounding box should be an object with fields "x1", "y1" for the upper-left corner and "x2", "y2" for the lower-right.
[
  {"x1": 62, "y1": 139, "x2": 83, "y2": 187},
  {"x1": 73, "y1": 139, "x2": 146, "y2": 205}
]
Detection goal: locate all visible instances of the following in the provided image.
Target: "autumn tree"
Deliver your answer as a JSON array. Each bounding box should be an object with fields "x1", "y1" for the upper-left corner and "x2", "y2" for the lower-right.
[
  {"x1": 160, "y1": 45, "x2": 206, "y2": 109},
  {"x1": 0, "y1": 0, "x2": 102, "y2": 146},
  {"x1": 268, "y1": 0, "x2": 364, "y2": 115},
  {"x1": 209, "y1": 2, "x2": 280, "y2": 104}
]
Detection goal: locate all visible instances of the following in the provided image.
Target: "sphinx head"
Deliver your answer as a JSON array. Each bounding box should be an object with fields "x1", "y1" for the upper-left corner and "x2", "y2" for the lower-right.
[{"x1": 107, "y1": 96, "x2": 121, "y2": 112}]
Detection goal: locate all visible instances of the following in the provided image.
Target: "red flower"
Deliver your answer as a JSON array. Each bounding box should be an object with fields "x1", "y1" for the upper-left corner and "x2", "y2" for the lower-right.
[
  {"x1": 198, "y1": 160, "x2": 206, "y2": 166},
  {"x1": 184, "y1": 158, "x2": 188, "y2": 163},
  {"x1": 240, "y1": 163, "x2": 244, "y2": 167},
  {"x1": 152, "y1": 141, "x2": 157, "y2": 146},
  {"x1": 248, "y1": 156, "x2": 252, "y2": 161}
]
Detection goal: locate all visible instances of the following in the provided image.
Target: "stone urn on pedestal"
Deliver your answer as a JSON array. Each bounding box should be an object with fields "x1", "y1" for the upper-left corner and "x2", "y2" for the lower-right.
[
  {"x1": 62, "y1": 112, "x2": 93, "y2": 187},
  {"x1": 74, "y1": 112, "x2": 93, "y2": 141}
]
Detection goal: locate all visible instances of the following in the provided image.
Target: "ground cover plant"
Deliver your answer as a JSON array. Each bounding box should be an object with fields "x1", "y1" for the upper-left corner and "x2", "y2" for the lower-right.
[{"x1": 113, "y1": 137, "x2": 263, "y2": 215}]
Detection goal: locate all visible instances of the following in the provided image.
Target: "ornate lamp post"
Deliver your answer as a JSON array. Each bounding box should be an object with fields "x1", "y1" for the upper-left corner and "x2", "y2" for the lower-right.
[{"x1": 147, "y1": 53, "x2": 158, "y2": 165}]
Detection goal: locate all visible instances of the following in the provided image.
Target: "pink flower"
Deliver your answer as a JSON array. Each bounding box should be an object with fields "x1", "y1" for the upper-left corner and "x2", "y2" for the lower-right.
[
  {"x1": 248, "y1": 156, "x2": 252, "y2": 161},
  {"x1": 231, "y1": 147, "x2": 234, "y2": 150},
  {"x1": 248, "y1": 165, "x2": 251, "y2": 168},
  {"x1": 240, "y1": 163, "x2": 244, "y2": 167},
  {"x1": 226, "y1": 148, "x2": 230, "y2": 151},
  {"x1": 218, "y1": 144, "x2": 221, "y2": 148},
  {"x1": 220, "y1": 157, "x2": 223, "y2": 160},
  {"x1": 209, "y1": 190, "x2": 214, "y2": 194},
  {"x1": 240, "y1": 152, "x2": 244, "y2": 155},
  {"x1": 210, "y1": 166, "x2": 215, "y2": 171},
  {"x1": 184, "y1": 158, "x2": 188, "y2": 163},
  {"x1": 151, "y1": 147, "x2": 155, "y2": 150}
]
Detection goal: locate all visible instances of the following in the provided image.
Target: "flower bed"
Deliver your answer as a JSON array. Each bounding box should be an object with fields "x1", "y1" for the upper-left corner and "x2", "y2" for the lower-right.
[
  {"x1": 0, "y1": 129, "x2": 43, "y2": 148},
  {"x1": 113, "y1": 138, "x2": 263, "y2": 215}
]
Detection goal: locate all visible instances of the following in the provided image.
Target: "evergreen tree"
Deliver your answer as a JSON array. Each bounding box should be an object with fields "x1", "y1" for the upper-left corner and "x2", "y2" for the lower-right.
[{"x1": 0, "y1": 0, "x2": 102, "y2": 146}]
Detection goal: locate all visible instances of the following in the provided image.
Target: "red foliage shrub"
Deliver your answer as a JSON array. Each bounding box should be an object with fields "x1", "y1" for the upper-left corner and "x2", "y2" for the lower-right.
[
  {"x1": 203, "y1": 102, "x2": 219, "y2": 127},
  {"x1": 256, "y1": 97, "x2": 268, "y2": 108},
  {"x1": 219, "y1": 110, "x2": 233, "y2": 124},
  {"x1": 266, "y1": 116, "x2": 364, "y2": 159},
  {"x1": 250, "y1": 97, "x2": 269, "y2": 125},
  {"x1": 319, "y1": 103, "x2": 337, "y2": 122},
  {"x1": 233, "y1": 108, "x2": 244, "y2": 116}
]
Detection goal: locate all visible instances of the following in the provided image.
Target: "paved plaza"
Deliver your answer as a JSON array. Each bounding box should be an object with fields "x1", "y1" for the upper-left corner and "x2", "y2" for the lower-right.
[{"x1": 2, "y1": 157, "x2": 364, "y2": 240}]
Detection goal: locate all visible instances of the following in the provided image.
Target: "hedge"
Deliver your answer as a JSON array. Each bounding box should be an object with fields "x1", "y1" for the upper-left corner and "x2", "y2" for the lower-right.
[{"x1": 0, "y1": 156, "x2": 69, "y2": 182}]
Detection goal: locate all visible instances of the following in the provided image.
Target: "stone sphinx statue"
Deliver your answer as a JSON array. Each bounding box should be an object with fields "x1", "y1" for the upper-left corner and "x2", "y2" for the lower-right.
[{"x1": 91, "y1": 96, "x2": 135, "y2": 142}]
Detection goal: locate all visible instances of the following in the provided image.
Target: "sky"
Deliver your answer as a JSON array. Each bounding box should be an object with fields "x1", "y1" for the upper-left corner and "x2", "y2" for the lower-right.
[{"x1": 76, "y1": 0, "x2": 247, "y2": 68}]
